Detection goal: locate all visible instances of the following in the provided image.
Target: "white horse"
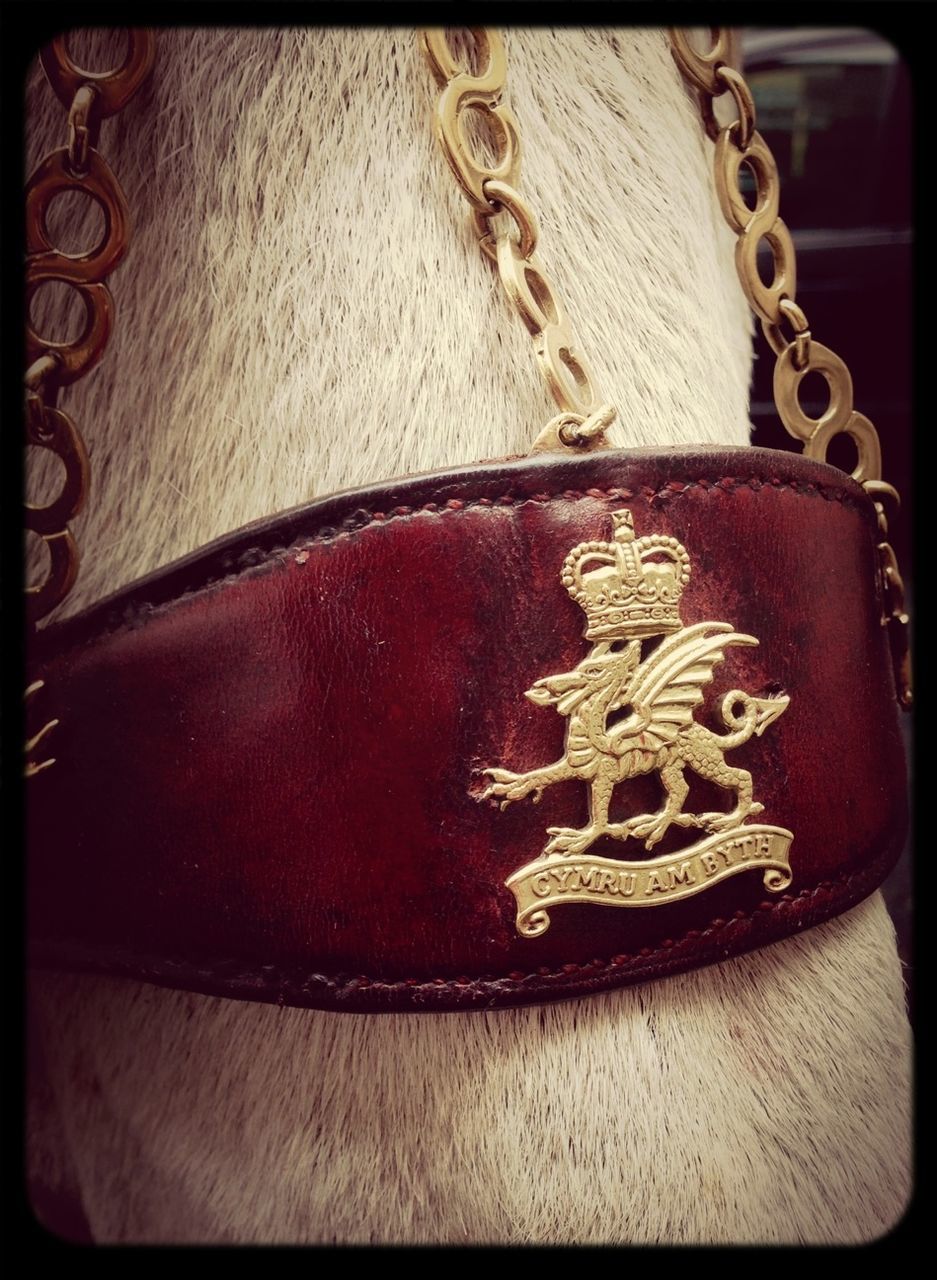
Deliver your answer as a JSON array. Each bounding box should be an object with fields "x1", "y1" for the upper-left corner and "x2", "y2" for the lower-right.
[{"x1": 26, "y1": 28, "x2": 910, "y2": 1244}]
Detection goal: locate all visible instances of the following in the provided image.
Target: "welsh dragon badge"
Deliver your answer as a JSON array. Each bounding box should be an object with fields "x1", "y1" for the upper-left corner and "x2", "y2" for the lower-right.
[{"x1": 482, "y1": 510, "x2": 794, "y2": 938}]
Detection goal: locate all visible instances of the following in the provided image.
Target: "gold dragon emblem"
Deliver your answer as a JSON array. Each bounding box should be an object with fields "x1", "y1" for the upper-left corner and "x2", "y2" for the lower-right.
[{"x1": 482, "y1": 510, "x2": 794, "y2": 937}]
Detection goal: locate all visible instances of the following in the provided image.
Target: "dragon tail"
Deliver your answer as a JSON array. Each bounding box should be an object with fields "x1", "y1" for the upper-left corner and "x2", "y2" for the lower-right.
[{"x1": 717, "y1": 690, "x2": 790, "y2": 749}]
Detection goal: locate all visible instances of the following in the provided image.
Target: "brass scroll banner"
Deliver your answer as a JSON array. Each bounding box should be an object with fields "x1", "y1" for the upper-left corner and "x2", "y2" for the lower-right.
[{"x1": 507, "y1": 825, "x2": 793, "y2": 937}]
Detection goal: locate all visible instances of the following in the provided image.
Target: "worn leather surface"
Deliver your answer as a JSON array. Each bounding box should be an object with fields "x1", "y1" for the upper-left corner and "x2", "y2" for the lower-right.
[{"x1": 27, "y1": 446, "x2": 907, "y2": 1011}]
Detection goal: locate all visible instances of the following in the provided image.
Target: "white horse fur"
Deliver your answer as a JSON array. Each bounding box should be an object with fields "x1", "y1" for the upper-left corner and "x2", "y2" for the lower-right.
[{"x1": 26, "y1": 28, "x2": 911, "y2": 1244}]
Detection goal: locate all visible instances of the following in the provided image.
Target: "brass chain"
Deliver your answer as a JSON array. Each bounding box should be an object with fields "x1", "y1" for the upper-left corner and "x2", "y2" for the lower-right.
[
  {"x1": 25, "y1": 31, "x2": 155, "y2": 629},
  {"x1": 668, "y1": 29, "x2": 910, "y2": 710},
  {"x1": 420, "y1": 29, "x2": 616, "y2": 453},
  {"x1": 23, "y1": 30, "x2": 909, "y2": 715},
  {"x1": 24, "y1": 31, "x2": 155, "y2": 780},
  {"x1": 423, "y1": 26, "x2": 910, "y2": 709}
]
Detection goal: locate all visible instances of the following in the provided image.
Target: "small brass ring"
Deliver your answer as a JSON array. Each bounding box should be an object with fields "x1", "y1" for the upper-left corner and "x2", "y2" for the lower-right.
[
  {"x1": 420, "y1": 28, "x2": 501, "y2": 90},
  {"x1": 474, "y1": 179, "x2": 539, "y2": 262},
  {"x1": 555, "y1": 413, "x2": 588, "y2": 446},
  {"x1": 25, "y1": 405, "x2": 90, "y2": 533},
  {"x1": 774, "y1": 341, "x2": 854, "y2": 444},
  {"x1": 715, "y1": 65, "x2": 756, "y2": 151},
  {"x1": 26, "y1": 528, "x2": 79, "y2": 625},
  {"x1": 66, "y1": 84, "x2": 99, "y2": 177},
  {"x1": 863, "y1": 480, "x2": 901, "y2": 508},
  {"x1": 802, "y1": 410, "x2": 882, "y2": 485},
  {"x1": 26, "y1": 390, "x2": 55, "y2": 444},
  {"x1": 26, "y1": 147, "x2": 130, "y2": 282},
  {"x1": 735, "y1": 216, "x2": 797, "y2": 326},
  {"x1": 25, "y1": 275, "x2": 114, "y2": 385},
  {"x1": 762, "y1": 299, "x2": 812, "y2": 367},
  {"x1": 778, "y1": 297, "x2": 809, "y2": 332},
  {"x1": 24, "y1": 352, "x2": 62, "y2": 394},
  {"x1": 714, "y1": 130, "x2": 779, "y2": 235},
  {"x1": 669, "y1": 28, "x2": 733, "y2": 95},
  {"x1": 530, "y1": 406, "x2": 613, "y2": 455},
  {"x1": 40, "y1": 31, "x2": 156, "y2": 117},
  {"x1": 697, "y1": 88, "x2": 721, "y2": 143},
  {"x1": 558, "y1": 403, "x2": 616, "y2": 445},
  {"x1": 793, "y1": 330, "x2": 812, "y2": 372}
]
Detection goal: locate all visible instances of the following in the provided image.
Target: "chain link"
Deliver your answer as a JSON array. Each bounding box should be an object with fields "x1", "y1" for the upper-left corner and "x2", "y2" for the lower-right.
[
  {"x1": 670, "y1": 27, "x2": 911, "y2": 710},
  {"x1": 27, "y1": 32, "x2": 905, "y2": 702},
  {"x1": 763, "y1": 296, "x2": 811, "y2": 368},
  {"x1": 66, "y1": 83, "x2": 99, "y2": 176},
  {"x1": 25, "y1": 30, "x2": 155, "y2": 627},
  {"x1": 420, "y1": 28, "x2": 614, "y2": 445}
]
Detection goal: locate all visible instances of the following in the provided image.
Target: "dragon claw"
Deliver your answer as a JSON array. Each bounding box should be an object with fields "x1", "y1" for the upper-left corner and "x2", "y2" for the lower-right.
[
  {"x1": 479, "y1": 768, "x2": 519, "y2": 805},
  {"x1": 621, "y1": 812, "x2": 673, "y2": 849},
  {"x1": 479, "y1": 767, "x2": 550, "y2": 807},
  {"x1": 544, "y1": 826, "x2": 595, "y2": 857},
  {"x1": 698, "y1": 811, "x2": 741, "y2": 833},
  {"x1": 641, "y1": 824, "x2": 668, "y2": 850}
]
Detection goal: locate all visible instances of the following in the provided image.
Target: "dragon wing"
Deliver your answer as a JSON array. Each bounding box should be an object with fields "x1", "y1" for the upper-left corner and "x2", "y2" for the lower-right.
[{"x1": 609, "y1": 622, "x2": 758, "y2": 752}]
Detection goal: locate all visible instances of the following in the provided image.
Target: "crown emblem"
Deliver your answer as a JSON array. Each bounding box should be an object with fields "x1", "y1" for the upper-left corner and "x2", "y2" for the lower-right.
[{"x1": 560, "y1": 510, "x2": 691, "y2": 640}]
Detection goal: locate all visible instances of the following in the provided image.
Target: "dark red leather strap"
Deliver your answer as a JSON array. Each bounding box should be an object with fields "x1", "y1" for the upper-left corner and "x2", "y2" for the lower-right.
[{"x1": 27, "y1": 446, "x2": 907, "y2": 1011}]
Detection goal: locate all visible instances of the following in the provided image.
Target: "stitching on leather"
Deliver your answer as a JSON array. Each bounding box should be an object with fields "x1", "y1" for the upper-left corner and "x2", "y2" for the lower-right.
[
  {"x1": 72, "y1": 474, "x2": 871, "y2": 644},
  {"x1": 300, "y1": 871, "x2": 857, "y2": 992},
  {"x1": 93, "y1": 866, "x2": 866, "y2": 994},
  {"x1": 35, "y1": 847, "x2": 897, "y2": 1000}
]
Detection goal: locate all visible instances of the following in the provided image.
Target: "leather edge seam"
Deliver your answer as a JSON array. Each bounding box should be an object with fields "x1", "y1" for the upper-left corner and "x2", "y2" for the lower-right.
[
  {"x1": 50, "y1": 473, "x2": 875, "y2": 651},
  {"x1": 31, "y1": 854, "x2": 897, "y2": 996}
]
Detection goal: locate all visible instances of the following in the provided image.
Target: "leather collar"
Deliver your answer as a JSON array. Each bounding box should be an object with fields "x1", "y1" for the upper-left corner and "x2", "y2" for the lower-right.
[{"x1": 28, "y1": 445, "x2": 907, "y2": 1011}]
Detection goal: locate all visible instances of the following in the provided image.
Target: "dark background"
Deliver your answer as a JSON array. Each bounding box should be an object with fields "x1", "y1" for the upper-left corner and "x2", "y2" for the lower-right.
[{"x1": 741, "y1": 27, "x2": 912, "y2": 1016}]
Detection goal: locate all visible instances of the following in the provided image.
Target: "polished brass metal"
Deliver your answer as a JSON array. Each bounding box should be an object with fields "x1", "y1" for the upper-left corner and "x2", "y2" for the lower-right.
[
  {"x1": 67, "y1": 84, "x2": 98, "y2": 176},
  {"x1": 472, "y1": 178, "x2": 538, "y2": 262},
  {"x1": 506, "y1": 827, "x2": 794, "y2": 938},
  {"x1": 27, "y1": 147, "x2": 130, "y2": 282},
  {"x1": 26, "y1": 405, "x2": 90, "y2": 535},
  {"x1": 26, "y1": 274, "x2": 115, "y2": 384},
  {"x1": 420, "y1": 28, "x2": 520, "y2": 210},
  {"x1": 670, "y1": 26, "x2": 911, "y2": 709},
  {"x1": 420, "y1": 28, "x2": 614, "y2": 444},
  {"x1": 481, "y1": 510, "x2": 793, "y2": 936},
  {"x1": 25, "y1": 30, "x2": 155, "y2": 627},
  {"x1": 40, "y1": 31, "x2": 156, "y2": 116},
  {"x1": 531, "y1": 404, "x2": 618, "y2": 454},
  {"x1": 864, "y1": 480, "x2": 901, "y2": 509},
  {"x1": 763, "y1": 297, "x2": 811, "y2": 368},
  {"x1": 669, "y1": 28, "x2": 734, "y2": 94},
  {"x1": 713, "y1": 65, "x2": 755, "y2": 150},
  {"x1": 24, "y1": 680, "x2": 59, "y2": 778}
]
